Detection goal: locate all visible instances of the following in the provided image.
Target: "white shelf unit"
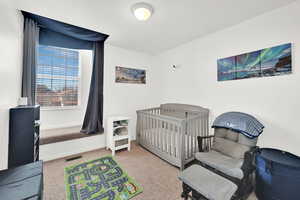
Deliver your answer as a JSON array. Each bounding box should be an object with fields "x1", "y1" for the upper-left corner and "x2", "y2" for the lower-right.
[{"x1": 106, "y1": 116, "x2": 131, "y2": 156}]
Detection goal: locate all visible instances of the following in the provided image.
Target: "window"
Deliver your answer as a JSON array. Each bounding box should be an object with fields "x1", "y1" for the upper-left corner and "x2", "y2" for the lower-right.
[{"x1": 36, "y1": 45, "x2": 80, "y2": 108}]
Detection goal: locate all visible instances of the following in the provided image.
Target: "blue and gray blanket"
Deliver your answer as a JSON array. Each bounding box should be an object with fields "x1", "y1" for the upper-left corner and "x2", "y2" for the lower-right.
[{"x1": 212, "y1": 112, "x2": 264, "y2": 139}]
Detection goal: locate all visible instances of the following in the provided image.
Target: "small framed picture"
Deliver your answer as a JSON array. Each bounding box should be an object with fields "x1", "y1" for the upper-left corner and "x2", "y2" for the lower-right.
[{"x1": 115, "y1": 66, "x2": 146, "y2": 84}]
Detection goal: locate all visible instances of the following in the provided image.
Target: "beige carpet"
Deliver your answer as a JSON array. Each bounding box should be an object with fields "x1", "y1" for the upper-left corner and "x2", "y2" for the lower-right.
[{"x1": 43, "y1": 143, "x2": 257, "y2": 200}]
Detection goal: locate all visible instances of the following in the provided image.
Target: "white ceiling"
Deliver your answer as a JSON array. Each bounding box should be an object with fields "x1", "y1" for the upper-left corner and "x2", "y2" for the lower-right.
[{"x1": 16, "y1": 0, "x2": 296, "y2": 54}]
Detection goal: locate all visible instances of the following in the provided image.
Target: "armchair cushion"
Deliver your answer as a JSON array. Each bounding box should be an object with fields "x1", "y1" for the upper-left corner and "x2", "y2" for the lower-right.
[
  {"x1": 212, "y1": 137, "x2": 250, "y2": 159},
  {"x1": 238, "y1": 133, "x2": 257, "y2": 147},
  {"x1": 214, "y1": 128, "x2": 257, "y2": 147},
  {"x1": 214, "y1": 128, "x2": 238, "y2": 142},
  {"x1": 212, "y1": 128, "x2": 258, "y2": 159},
  {"x1": 195, "y1": 150, "x2": 244, "y2": 179}
]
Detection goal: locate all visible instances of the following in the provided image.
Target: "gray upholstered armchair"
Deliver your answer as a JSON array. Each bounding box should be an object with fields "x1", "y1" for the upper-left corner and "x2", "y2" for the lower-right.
[
  {"x1": 194, "y1": 127, "x2": 258, "y2": 199},
  {"x1": 180, "y1": 112, "x2": 263, "y2": 200}
]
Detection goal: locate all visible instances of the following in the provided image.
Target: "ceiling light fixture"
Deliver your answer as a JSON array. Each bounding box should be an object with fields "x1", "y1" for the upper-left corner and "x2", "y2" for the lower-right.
[{"x1": 131, "y1": 2, "x2": 153, "y2": 21}]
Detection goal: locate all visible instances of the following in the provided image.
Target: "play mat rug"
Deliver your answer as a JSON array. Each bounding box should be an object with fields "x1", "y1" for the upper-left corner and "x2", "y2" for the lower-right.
[{"x1": 64, "y1": 156, "x2": 143, "y2": 200}]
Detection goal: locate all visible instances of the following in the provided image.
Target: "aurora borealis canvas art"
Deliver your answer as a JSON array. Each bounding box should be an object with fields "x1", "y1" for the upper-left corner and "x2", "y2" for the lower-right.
[{"x1": 217, "y1": 43, "x2": 292, "y2": 81}]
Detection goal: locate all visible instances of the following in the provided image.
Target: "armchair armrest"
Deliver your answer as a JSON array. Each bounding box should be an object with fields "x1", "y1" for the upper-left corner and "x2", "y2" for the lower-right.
[
  {"x1": 197, "y1": 135, "x2": 214, "y2": 152},
  {"x1": 241, "y1": 146, "x2": 259, "y2": 176}
]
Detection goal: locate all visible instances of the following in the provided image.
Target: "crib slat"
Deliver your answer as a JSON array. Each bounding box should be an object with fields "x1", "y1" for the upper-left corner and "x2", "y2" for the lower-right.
[
  {"x1": 150, "y1": 115, "x2": 153, "y2": 145},
  {"x1": 190, "y1": 119, "x2": 193, "y2": 155},
  {"x1": 162, "y1": 121, "x2": 164, "y2": 152},
  {"x1": 169, "y1": 123, "x2": 172, "y2": 156},
  {"x1": 169, "y1": 123, "x2": 172, "y2": 155},
  {"x1": 191, "y1": 119, "x2": 194, "y2": 155},
  {"x1": 164, "y1": 121, "x2": 167, "y2": 152},
  {"x1": 145, "y1": 114, "x2": 147, "y2": 145},
  {"x1": 155, "y1": 119, "x2": 160, "y2": 149},
  {"x1": 173, "y1": 124, "x2": 178, "y2": 158},
  {"x1": 145, "y1": 114, "x2": 148, "y2": 146},
  {"x1": 191, "y1": 119, "x2": 195, "y2": 155},
  {"x1": 158, "y1": 118, "x2": 160, "y2": 149},
  {"x1": 136, "y1": 113, "x2": 140, "y2": 143},
  {"x1": 189, "y1": 119, "x2": 192, "y2": 158},
  {"x1": 196, "y1": 118, "x2": 200, "y2": 152},
  {"x1": 165, "y1": 122, "x2": 168, "y2": 153},
  {"x1": 185, "y1": 120, "x2": 188, "y2": 160},
  {"x1": 175, "y1": 125, "x2": 178, "y2": 157},
  {"x1": 147, "y1": 115, "x2": 150, "y2": 146},
  {"x1": 205, "y1": 114, "x2": 208, "y2": 135},
  {"x1": 144, "y1": 114, "x2": 147, "y2": 144},
  {"x1": 161, "y1": 120, "x2": 164, "y2": 151},
  {"x1": 150, "y1": 115, "x2": 153, "y2": 146},
  {"x1": 196, "y1": 118, "x2": 199, "y2": 151},
  {"x1": 206, "y1": 115, "x2": 209, "y2": 149},
  {"x1": 152, "y1": 117, "x2": 154, "y2": 147},
  {"x1": 154, "y1": 117, "x2": 157, "y2": 148},
  {"x1": 189, "y1": 119, "x2": 192, "y2": 159},
  {"x1": 168, "y1": 123, "x2": 171, "y2": 154},
  {"x1": 194, "y1": 119, "x2": 198, "y2": 152},
  {"x1": 180, "y1": 123, "x2": 186, "y2": 170},
  {"x1": 162, "y1": 120, "x2": 165, "y2": 152},
  {"x1": 150, "y1": 115, "x2": 152, "y2": 146},
  {"x1": 177, "y1": 124, "x2": 180, "y2": 157},
  {"x1": 153, "y1": 117, "x2": 156, "y2": 146},
  {"x1": 175, "y1": 124, "x2": 178, "y2": 157},
  {"x1": 204, "y1": 116, "x2": 207, "y2": 150},
  {"x1": 158, "y1": 120, "x2": 162, "y2": 150},
  {"x1": 142, "y1": 113, "x2": 145, "y2": 144},
  {"x1": 140, "y1": 113, "x2": 143, "y2": 144},
  {"x1": 201, "y1": 116, "x2": 205, "y2": 150}
]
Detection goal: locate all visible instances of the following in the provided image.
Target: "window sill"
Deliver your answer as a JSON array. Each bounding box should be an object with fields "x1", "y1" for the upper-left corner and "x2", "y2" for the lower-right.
[{"x1": 41, "y1": 106, "x2": 81, "y2": 111}]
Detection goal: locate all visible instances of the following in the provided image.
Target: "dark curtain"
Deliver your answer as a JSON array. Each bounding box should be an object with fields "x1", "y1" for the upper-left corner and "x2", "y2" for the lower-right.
[
  {"x1": 81, "y1": 42, "x2": 105, "y2": 134},
  {"x1": 22, "y1": 11, "x2": 108, "y2": 50},
  {"x1": 21, "y1": 18, "x2": 39, "y2": 105},
  {"x1": 39, "y1": 28, "x2": 93, "y2": 50},
  {"x1": 22, "y1": 11, "x2": 108, "y2": 134}
]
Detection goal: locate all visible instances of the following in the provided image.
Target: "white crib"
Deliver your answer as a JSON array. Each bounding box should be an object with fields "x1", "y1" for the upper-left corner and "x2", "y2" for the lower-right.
[{"x1": 136, "y1": 104, "x2": 209, "y2": 170}]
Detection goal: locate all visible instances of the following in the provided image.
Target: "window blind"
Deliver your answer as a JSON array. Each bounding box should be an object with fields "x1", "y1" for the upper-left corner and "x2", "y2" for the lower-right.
[{"x1": 36, "y1": 45, "x2": 80, "y2": 107}]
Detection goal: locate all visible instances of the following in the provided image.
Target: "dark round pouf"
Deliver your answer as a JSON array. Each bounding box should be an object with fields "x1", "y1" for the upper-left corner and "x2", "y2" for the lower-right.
[{"x1": 255, "y1": 148, "x2": 300, "y2": 200}]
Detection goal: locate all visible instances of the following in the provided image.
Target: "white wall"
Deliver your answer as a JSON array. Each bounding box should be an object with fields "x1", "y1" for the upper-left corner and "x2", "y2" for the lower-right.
[
  {"x1": 103, "y1": 44, "x2": 161, "y2": 140},
  {"x1": 40, "y1": 45, "x2": 160, "y2": 161},
  {"x1": 155, "y1": 1, "x2": 300, "y2": 156},
  {"x1": 0, "y1": 0, "x2": 23, "y2": 170}
]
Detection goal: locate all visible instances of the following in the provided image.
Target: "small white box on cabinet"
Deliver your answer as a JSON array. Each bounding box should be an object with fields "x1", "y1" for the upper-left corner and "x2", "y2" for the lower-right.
[{"x1": 106, "y1": 116, "x2": 131, "y2": 156}]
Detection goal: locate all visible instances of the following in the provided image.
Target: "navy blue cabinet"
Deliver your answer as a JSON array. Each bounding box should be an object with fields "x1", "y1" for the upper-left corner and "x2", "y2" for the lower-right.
[{"x1": 8, "y1": 105, "x2": 40, "y2": 168}]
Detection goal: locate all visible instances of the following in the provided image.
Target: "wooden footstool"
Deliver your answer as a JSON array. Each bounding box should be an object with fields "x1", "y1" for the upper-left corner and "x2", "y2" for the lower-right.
[{"x1": 178, "y1": 165, "x2": 237, "y2": 200}]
